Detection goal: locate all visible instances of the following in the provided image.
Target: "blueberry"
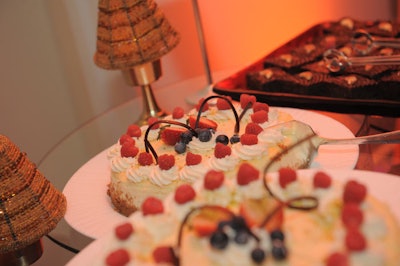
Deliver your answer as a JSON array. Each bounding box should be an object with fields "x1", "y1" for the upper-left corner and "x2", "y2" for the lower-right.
[
  {"x1": 210, "y1": 230, "x2": 229, "y2": 250},
  {"x1": 271, "y1": 240, "x2": 287, "y2": 260},
  {"x1": 180, "y1": 131, "x2": 193, "y2": 144},
  {"x1": 251, "y1": 247, "x2": 266, "y2": 264},
  {"x1": 234, "y1": 230, "x2": 249, "y2": 245},
  {"x1": 174, "y1": 142, "x2": 186, "y2": 154},
  {"x1": 230, "y1": 134, "x2": 240, "y2": 144},
  {"x1": 230, "y1": 216, "x2": 247, "y2": 231},
  {"x1": 270, "y1": 229, "x2": 285, "y2": 241},
  {"x1": 198, "y1": 129, "x2": 212, "y2": 142},
  {"x1": 215, "y1": 134, "x2": 229, "y2": 145}
]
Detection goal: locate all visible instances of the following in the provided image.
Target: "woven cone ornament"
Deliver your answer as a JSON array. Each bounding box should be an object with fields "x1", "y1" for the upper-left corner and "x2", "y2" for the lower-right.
[
  {"x1": 94, "y1": 0, "x2": 180, "y2": 69},
  {"x1": 0, "y1": 135, "x2": 67, "y2": 253}
]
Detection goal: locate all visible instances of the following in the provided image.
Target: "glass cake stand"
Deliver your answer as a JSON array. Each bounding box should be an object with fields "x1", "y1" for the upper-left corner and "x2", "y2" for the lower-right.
[{"x1": 32, "y1": 71, "x2": 400, "y2": 265}]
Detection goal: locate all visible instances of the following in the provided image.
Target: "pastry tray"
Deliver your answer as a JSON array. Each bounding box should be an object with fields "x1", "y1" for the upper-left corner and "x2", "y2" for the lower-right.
[{"x1": 212, "y1": 21, "x2": 400, "y2": 117}]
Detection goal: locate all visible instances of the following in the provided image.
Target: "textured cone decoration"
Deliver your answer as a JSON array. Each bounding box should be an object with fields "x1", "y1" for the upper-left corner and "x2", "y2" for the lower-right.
[
  {"x1": 94, "y1": 0, "x2": 180, "y2": 69},
  {"x1": 0, "y1": 135, "x2": 67, "y2": 253}
]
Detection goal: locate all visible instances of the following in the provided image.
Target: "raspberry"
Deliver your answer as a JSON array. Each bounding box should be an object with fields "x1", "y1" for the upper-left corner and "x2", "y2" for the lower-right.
[
  {"x1": 126, "y1": 124, "x2": 141, "y2": 138},
  {"x1": 237, "y1": 163, "x2": 260, "y2": 185},
  {"x1": 105, "y1": 248, "x2": 130, "y2": 266},
  {"x1": 341, "y1": 202, "x2": 363, "y2": 228},
  {"x1": 216, "y1": 96, "x2": 232, "y2": 110},
  {"x1": 195, "y1": 98, "x2": 209, "y2": 112},
  {"x1": 345, "y1": 228, "x2": 366, "y2": 251},
  {"x1": 186, "y1": 152, "x2": 202, "y2": 166},
  {"x1": 153, "y1": 246, "x2": 176, "y2": 264},
  {"x1": 172, "y1": 106, "x2": 185, "y2": 119},
  {"x1": 240, "y1": 133, "x2": 258, "y2": 145},
  {"x1": 251, "y1": 110, "x2": 269, "y2": 124},
  {"x1": 147, "y1": 117, "x2": 160, "y2": 129},
  {"x1": 115, "y1": 222, "x2": 134, "y2": 240},
  {"x1": 343, "y1": 180, "x2": 367, "y2": 204},
  {"x1": 245, "y1": 122, "x2": 263, "y2": 135},
  {"x1": 142, "y1": 197, "x2": 164, "y2": 216},
  {"x1": 313, "y1": 171, "x2": 332, "y2": 188},
  {"x1": 278, "y1": 167, "x2": 297, "y2": 188},
  {"x1": 138, "y1": 152, "x2": 153, "y2": 166},
  {"x1": 214, "y1": 143, "x2": 232, "y2": 159},
  {"x1": 204, "y1": 170, "x2": 224, "y2": 190},
  {"x1": 158, "y1": 154, "x2": 175, "y2": 170},
  {"x1": 325, "y1": 252, "x2": 349, "y2": 266},
  {"x1": 240, "y1": 94, "x2": 256, "y2": 109},
  {"x1": 174, "y1": 184, "x2": 196, "y2": 204},
  {"x1": 120, "y1": 142, "x2": 139, "y2": 158},
  {"x1": 119, "y1": 134, "x2": 135, "y2": 145},
  {"x1": 252, "y1": 102, "x2": 269, "y2": 113}
]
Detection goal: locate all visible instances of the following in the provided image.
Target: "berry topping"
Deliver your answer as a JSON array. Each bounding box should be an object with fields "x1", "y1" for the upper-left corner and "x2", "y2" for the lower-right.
[
  {"x1": 210, "y1": 230, "x2": 229, "y2": 249},
  {"x1": 245, "y1": 122, "x2": 263, "y2": 135},
  {"x1": 142, "y1": 197, "x2": 164, "y2": 216},
  {"x1": 172, "y1": 106, "x2": 185, "y2": 119},
  {"x1": 345, "y1": 228, "x2": 366, "y2": 251},
  {"x1": 119, "y1": 134, "x2": 135, "y2": 145},
  {"x1": 147, "y1": 117, "x2": 160, "y2": 129},
  {"x1": 105, "y1": 248, "x2": 130, "y2": 266},
  {"x1": 271, "y1": 241, "x2": 288, "y2": 260},
  {"x1": 115, "y1": 222, "x2": 134, "y2": 240},
  {"x1": 195, "y1": 98, "x2": 209, "y2": 112},
  {"x1": 313, "y1": 171, "x2": 332, "y2": 189},
  {"x1": 343, "y1": 180, "x2": 367, "y2": 204},
  {"x1": 240, "y1": 94, "x2": 257, "y2": 109},
  {"x1": 216, "y1": 96, "x2": 232, "y2": 110},
  {"x1": 158, "y1": 154, "x2": 175, "y2": 170},
  {"x1": 237, "y1": 163, "x2": 260, "y2": 185},
  {"x1": 214, "y1": 142, "x2": 232, "y2": 159},
  {"x1": 204, "y1": 170, "x2": 225, "y2": 190},
  {"x1": 137, "y1": 152, "x2": 153, "y2": 166},
  {"x1": 120, "y1": 142, "x2": 139, "y2": 158},
  {"x1": 215, "y1": 134, "x2": 229, "y2": 145},
  {"x1": 174, "y1": 184, "x2": 196, "y2": 204},
  {"x1": 180, "y1": 130, "x2": 194, "y2": 144},
  {"x1": 160, "y1": 127, "x2": 187, "y2": 146},
  {"x1": 152, "y1": 246, "x2": 176, "y2": 264},
  {"x1": 240, "y1": 133, "x2": 258, "y2": 145},
  {"x1": 278, "y1": 167, "x2": 297, "y2": 188},
  {"x1": 251, "y1": 110, "x2": 269, "y2": 124},
  {"x1": 186, "y1": 152, "x2": 202, "y2": 166},
  {"x1": 230, "y1": 134, "x2": 240, "y2": 144},
  {"x1": 253, "y1": 102, "x2": 269, "y2": 113},
  {"x1": 251, "y1": 248, "x2": 266, "y2": 264},
  {"x1": 188, "y1": 116, "x2": 218, "y2": 130},
  {"x1": 197, "y1": 128, "x2": 213, "y2": 142},
  {"x1": 126, "y1": 124, "x2": 141, "y2": 138},
  {"x1": 174, "y1": 142, "x2": 187, "y2": 154},
  {"x1": 190, "y1": 206, "x2": 233, "y2": 236},
  {"x1": 326, "y1": 252, "x2": 349, "y2": 266},
  {"x1": 341, "y1": 203, "x2": 363, "y2": 228}
]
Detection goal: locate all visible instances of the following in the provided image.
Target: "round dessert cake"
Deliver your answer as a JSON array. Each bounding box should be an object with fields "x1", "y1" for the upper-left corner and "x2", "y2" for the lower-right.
[
  {"x1": 107, "y1": 94, "x2": 319, "y2": 216},
  {"x1": 97, "y1": 168, "x2": 400, "y2": 266}
]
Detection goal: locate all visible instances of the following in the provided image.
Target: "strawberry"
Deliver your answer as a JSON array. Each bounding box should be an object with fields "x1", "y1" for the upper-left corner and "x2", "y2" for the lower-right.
[
  {"x1": 105, "y1": 248, "x2": 130, "y2": 266},
  {"x1": 341, "y1": 202, "x2": 363, "y2": 228},
  {"x1": 251, "y1": 110, "x2": 269, "y2": 124},
  {"x1": 278, "y1": 167, "x2": 297, "y2": 188},
  {"x1": 115, "y1": 222, "x2": 134, "y2": 240},
  {"x1": 240, "y1": 133, "x2": 258, "y2": 145},
  {"x1": 345, "y1": 228, "x2": 366, "y2": 251},
  {"x1": 188, "y1": 116, "x2": 218, "y2": 130},
  {"x1": 126, "y1": 124, "x2": 141, "y2": 138},
  {"x1": 147, "y1": 117, "x2": 160, "y2": 129},
  {"x1": 313, "y1": 171, "x2": 332, "y2": 189},
  {"x1": 216, "y1": 96, "x2": 232, "y2": 110},
  {"x1": 158, "y1": 154, "x2": 175, "y2": 170},
  {"x1": 120, "y1": 142, "x2": 139, "y2": 158},
  {"x1": 237, "y1": 163, "x2": 260, "y2": 185},
  {"x1": 119, "y1": 134, "x2": 135, "y2": 145},
  {"x1": 204, "y1": 170, "x2": 224, "y2": 190},
  {"x1": 245, "y1": 122, "x2": 263, "y2": 135},
  {"x1": 325, "y1": 252, "x2": 349, "y2": 266},
  {"x1": 240, "y1": 94, "x2": 257, "y2": 109},
  {"x1": 172, "y1": 106, "x2": 185, "y2": 119},
  {"x1": 195, "y1": 98, "x2": 209, "y2": 112},
  {"x1": 186, "y1": 152, "x2": 202, "y2": 166},
  {"x1": 343, "y1": 180, "x2": 367, "y2": 204},
  {"x1": 214, "y1": 142, "x2": 232, "y2": 159},
  {"x1": 153, "y1": 246, "x2": 176, "y2": 264},
  {"x1": 190, "y1": 206, "x2": 232, "y2": 236},
  {"x1": 160, "y1": 127, "x2": 187, "y2": 146},
  {"x1": 174, "y1": 184, "x2": 196, "y2": 204},
  {"x1": 142, "y1": 197, "x2": 164, "y2": 216},
  {"x1": 253, "y1": 102, "x2": 269, "y2": 113},
  {"x1": 137, "y1": 152, "x2": 153, "y2": 166}
]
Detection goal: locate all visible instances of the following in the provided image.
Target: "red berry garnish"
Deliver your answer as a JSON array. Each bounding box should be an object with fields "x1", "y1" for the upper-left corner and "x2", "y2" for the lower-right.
[
  {"x1": 253, "y1": 102, "x2": 269, "y2": 113},
  {"x1": 326, "y1": 252, "x2": 349, "y2": 266},
  {"x1": 251, "y1": 110, "x2": 269, "y2": 124},
  {"x1": 237, "y1": 163, "x2": 260, "y2": 185},
  {"x1": 119, "y1": 134, "x2": 135, "y2": 145},
  {"x1": 126, "y1": 124, "x2": 141, "y2": 138},
  {"x1": 214, "y1": 142, "x2": 232, "y2": 159},
  {"x1": 240, "y1": 94, "x2": 256, "y2": 109},
  {"x1": 195, "y1": 98, "x2": 209, "y2": 112},
  {"x1": 115, "y1": 222, "x2": 134, "y2": 240},
  {"x1": 345, "y1": 228, "x2": 366, "y2": 251},
  {"x1": 278, "y1": 167, "x2": 297, "y2": 188},
  {"x1": 341, "y1": 202, "x2": 363, "y2": 228},
  {"x1": 153, "y1": 246, "x2": 176, "y2": 264},
  {"x1": 186, "y1": 152, "x2": 202, "y2": 166},
  {"x1": 105, "y1": 248, "x2": 130, "y2": 266},
  {"x1": 158, "y1": 154, "x2": 175, "y2": 170},
  {"x1": 245, "y1": 122, "x2": 263, "y2": 135},
  {"x1": 313, "y1": 171, "x2": 332, "y2": 189},
  {"x1": 216, "y1": 96, "x2": 232, "y2": 110},
  {"x1": 147, "y1": 117, "x2": 160, "y2": 129},
  {"x1": 172, "y1": 106, "x2": 185, "y2": 119},
  {"x1": 204, "y1": 170, "x2": 224, "y2": 190},
  {"x1": 240, "y1": 133, "x2": 258, "y2": 145},
  {"x1": 120, "y1": 142, "x2": 139, "y2": 158},
  {"x1": 160, "y1": 127, "x2": 187, "y2": 146},
  {"x1": 343, "y1": 180, "x2": 367, "y2": 204},
  {"x1": 174, "y1": 184, "x2": 196, "y2": 204},
  {"x1": 142, "y1": 197, "x2": 164, "y2": 216},
  {"x1": 138, "y1": 152, "x2": 153, "y2": 166},
  {"x1": 188, "y1": 116, "x2": 218, "y2": 130}
]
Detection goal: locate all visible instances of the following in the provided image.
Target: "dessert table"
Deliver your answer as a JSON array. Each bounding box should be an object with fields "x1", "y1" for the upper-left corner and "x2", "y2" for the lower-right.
[{"x1": 33, "y1": 70, "x2": 400, "y2": 265}]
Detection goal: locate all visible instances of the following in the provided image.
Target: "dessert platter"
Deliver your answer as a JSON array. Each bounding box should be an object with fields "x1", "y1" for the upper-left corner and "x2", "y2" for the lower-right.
[
  {"x1": 63, "y1": 95, "x2": 358, "y2": 240},
  {"x1": 213, "y1": 18, "x2": 400, "y2": 116}
]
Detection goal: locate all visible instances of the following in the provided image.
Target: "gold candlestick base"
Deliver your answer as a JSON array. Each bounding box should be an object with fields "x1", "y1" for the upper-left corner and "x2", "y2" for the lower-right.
[
  {"x1": 0, "y1": 239, "x2": 43, "y2": 266},
  {"x1": 122, "y1": 60, "x2": 168, "y2": 125}
]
